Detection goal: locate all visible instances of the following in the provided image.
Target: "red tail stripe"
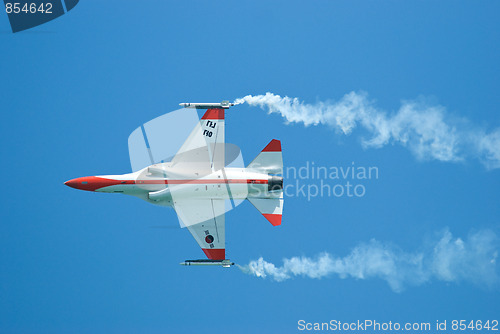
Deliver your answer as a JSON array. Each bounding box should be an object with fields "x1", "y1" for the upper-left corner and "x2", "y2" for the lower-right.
[
  {"x1": 262, "y1": 139, "x2": 281, "y2": 152},
  {"x1": 263, "y1": 214, "x2": 282, "y2": 226}
]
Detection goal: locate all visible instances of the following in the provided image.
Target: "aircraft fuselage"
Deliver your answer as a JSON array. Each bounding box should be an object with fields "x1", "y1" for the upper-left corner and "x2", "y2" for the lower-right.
[{"x1": 65, "y1": 166, "x2": 282, "y2": 207}]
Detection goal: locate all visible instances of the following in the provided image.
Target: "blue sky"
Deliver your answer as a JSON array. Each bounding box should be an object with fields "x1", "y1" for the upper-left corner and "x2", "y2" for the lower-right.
[{"x1": 1, "y1": 1, "x2": 499, "y2": 333}]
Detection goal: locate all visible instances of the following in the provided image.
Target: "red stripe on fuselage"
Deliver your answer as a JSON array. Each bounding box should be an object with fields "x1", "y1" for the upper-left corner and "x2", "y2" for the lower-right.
[
  {"x1": 135, "y1": 179, "x2": 268, "y2": 185},
  {"x1": 65, "y1": 177, "x2": 268, "y2": 191}
]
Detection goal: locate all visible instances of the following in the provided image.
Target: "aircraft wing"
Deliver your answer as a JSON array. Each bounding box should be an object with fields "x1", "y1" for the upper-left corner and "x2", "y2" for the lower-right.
[
  {"x1": 171, "y1": 108, "x2": 225, "y2": 172},
  {"x1": 128, "y1": 108, "x2": 201, "y2": 172},
  {"x1": 174, "y1": 199, "x2": 226, "y2": 260}
]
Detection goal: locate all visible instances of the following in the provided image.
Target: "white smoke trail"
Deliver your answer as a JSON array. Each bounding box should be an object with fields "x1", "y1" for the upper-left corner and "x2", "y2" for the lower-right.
[
  {"x1": 238, "y1": 229, "x2": 499, "y2": 292},
  {"x1": 234, "y1": 92, "x2": 500, "y2": 169}
]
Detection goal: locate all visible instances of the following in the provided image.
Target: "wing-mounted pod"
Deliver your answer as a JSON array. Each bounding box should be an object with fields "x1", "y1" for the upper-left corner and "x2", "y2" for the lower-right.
[
  {"x1": 180, "y1": 259, "x2": 234, "y2": 268},
  {"x1": 179, "y1": 101, "x2": 234, "y2": 109}
]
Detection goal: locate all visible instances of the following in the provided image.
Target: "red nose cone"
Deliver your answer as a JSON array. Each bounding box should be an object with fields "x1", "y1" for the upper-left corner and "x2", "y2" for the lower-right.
[
  {"x1": 64, "y1": 179, "x2": 80, "y2": 189},
  {"x1": 64, "y1": 176, "x2": 122, "y2": 192}
]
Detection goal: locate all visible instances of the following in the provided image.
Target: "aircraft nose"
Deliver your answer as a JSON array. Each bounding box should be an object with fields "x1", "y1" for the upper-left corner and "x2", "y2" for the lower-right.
[
  {"x1": 64, "y1": 176, "x2": 121, "y2": 192},
  {"x1": 64, "y1": 177, "x2": 96, "y2": 191},
  {"x1": 64, "y1": 179, "x2": 79, "y2": 189}
]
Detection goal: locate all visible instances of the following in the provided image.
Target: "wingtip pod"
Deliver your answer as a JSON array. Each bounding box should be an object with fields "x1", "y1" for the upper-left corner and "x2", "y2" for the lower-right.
[
  {"x1": 179, "y1": 101, "x2": 234, "y2": 109},
  {"x1": 180, "y1": 259, "x2": 234, "y2": 267}
]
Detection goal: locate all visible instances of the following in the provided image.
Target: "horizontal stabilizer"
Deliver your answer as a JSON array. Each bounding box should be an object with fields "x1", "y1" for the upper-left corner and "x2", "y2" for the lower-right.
[
  {"x1": 247, "y1": 197, "x2": 283, "y2": 226},
  {"x1": 246, "y1": 139, "x2": 283, "y2": 174}
]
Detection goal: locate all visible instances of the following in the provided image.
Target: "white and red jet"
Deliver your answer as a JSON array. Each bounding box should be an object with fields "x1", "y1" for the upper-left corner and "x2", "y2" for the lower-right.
[{"x1": 65, "y1": 102, "x2": 284, "y2": 267}]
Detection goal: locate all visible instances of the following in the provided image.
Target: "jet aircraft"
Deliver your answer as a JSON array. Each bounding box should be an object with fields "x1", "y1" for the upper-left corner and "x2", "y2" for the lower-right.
[{"x1": 65, "y1": 102, "x2": 284, "y2": 267}]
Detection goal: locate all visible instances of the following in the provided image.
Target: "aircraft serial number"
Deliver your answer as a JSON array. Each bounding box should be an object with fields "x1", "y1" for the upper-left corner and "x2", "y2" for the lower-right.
[{"x1": 5, "y1": 2, "x2": 53, "y2": 14}]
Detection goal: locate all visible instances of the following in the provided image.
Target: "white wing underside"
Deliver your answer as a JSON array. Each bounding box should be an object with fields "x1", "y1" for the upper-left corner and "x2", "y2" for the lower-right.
[
  {"x1": 178, "y1": 199, "x2": 225, "y2": 250},
  {"x1": 170, "y1": 110, "x2": 227, "y2": 258},
  {"x1": 129, "y1": 108, "x2": 243, "y2": 260},
  {"x1": 171, "y1": 116, "x2": 225, "y2": 172}
]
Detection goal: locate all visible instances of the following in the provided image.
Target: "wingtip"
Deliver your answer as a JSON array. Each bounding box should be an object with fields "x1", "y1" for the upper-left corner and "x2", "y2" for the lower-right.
[
  {"x1": 201, "y1": 109, "x2": 225, "y2": 120},
  {"x1": 202, "y1": 248, "x2": 226, "y2": 260}
]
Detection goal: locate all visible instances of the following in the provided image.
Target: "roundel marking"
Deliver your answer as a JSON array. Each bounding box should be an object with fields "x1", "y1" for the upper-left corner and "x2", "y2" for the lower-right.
[{"x1": 205, "y1": 235, "x2": 214, "y2": 244}]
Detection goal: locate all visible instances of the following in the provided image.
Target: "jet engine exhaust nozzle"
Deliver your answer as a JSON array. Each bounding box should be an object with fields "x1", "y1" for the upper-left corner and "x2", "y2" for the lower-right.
[{"x1": 268, "y1": 175, "x2": 283, "y2": 192}]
